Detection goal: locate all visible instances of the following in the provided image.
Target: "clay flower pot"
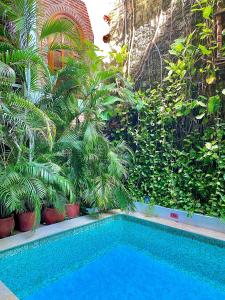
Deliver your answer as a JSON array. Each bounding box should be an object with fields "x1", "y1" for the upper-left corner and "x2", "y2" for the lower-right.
[
  {"x1": 66, "y1": 203, "x2": 80, "y2": 219},
  {"x1": 42, "y1": 208, "x2": 65, "y2": 225},
  {"x1": 0, "y1": 216, "x2": 15, "y2": 238},
  {"x1": 18, "y1": 212, "x2": 36, "y2": 232}
]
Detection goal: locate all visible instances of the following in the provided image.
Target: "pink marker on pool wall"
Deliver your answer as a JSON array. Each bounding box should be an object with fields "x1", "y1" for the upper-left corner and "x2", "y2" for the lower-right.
[{"x1": 170, "y1": 213, "x2": 179, "y2": 220}]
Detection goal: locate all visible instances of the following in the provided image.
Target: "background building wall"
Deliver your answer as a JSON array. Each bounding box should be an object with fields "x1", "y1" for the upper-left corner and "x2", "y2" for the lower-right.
[
  {"x1": 38, "y1": 0, "x2": 94, "y2": 41},
  {"x1": 38, "y1": 0, "x2": 94, "y2": 69},
  {"x1": 110, "y1": 0, "x2": 195, "y2": 88}
]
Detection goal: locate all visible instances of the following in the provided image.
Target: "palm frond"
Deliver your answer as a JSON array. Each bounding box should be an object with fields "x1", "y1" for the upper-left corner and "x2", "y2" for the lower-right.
[
  {"x1": 40, "y1": 18, "x2": 75, "y2": 40},
  {"x1": 18, "y1": 162, "x2": 75, "y2": 202},
  {"x1": 4, "y1": 93, "x2": 56, "y2": 148},
  {"x1": 0, "y1": 61, "x2": 15, "y2": 85}
]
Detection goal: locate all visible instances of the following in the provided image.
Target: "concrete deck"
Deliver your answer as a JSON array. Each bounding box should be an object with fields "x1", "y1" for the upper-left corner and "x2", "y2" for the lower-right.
[{"x1": 0, "y1": 282, "x2": 18, "y2": 300}]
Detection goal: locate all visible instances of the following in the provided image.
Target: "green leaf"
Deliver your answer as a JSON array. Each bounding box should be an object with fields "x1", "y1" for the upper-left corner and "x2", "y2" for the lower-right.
[
  {"x1": 206, "y1": 74, "x2": 216, "y2": 85},
  {"x1": 203, "y1": 6, "x2": 212, "y2": 19},
  {"x1": 0, "y1": 61, "x2": 16, "y2": 85},
  {"x1": 196, "y1": 101, "x2": 207, "y2": 107},
  {"x1": 103, "y1": 96, "x2": 122, "y2": 105},
  {"x1": 198, "y1": 44, "x2": 212, "y2": 55},
  {"x1": 196, "y1": 113, "x2": 205, "y2": 120},
  {"x1": 205, "y1": 142, "x2": 212, "y2": 150},
  {"x1": 40, "y1": 18, "x2": 75, "y2": 40},
  {"x1": 208, "y1": 95, "x2": 221, "y2": 114},
  {"x1": 100, "y1": 111, "x2": 111, "y2": 121}
]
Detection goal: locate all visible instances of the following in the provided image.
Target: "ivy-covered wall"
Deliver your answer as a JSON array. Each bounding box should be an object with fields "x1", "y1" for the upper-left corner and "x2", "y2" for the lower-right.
[
  {"x1": 110, "y1": 0, "x2": 195, "y2": 87},
  {"x1": 110, "y1": 0, "x2": 225, "y2": 218}
]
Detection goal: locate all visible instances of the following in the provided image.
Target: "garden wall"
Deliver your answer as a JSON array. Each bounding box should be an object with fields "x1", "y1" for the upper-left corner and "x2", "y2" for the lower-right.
[{"x1": 110, "y1": 0, "x2": 195, "y2": 87}]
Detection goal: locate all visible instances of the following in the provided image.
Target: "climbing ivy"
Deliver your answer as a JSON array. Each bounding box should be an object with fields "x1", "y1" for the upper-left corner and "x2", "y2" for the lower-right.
[{"x1": 113, "y1": 0, "x2": 225, "y2": 217}]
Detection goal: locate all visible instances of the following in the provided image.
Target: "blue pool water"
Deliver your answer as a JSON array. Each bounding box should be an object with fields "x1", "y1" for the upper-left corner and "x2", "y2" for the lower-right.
[{"x1": 1, "y1": 215, "x2": 225, "y2": 299}]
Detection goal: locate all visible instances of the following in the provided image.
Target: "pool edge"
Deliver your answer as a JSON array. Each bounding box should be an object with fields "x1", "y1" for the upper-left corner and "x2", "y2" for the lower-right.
[
  {"x1": 2, "y1": 210, "x2": 225, "y2": 252},
  {"x1": 126, "y1": 211, "x2": 225, "y2": 244},
  {"x1": 0, "y1": 212, "x2": 121, "y2": 253},
  {"x1": 0, "y1": 281, "x2": 18, "y2": 300}
]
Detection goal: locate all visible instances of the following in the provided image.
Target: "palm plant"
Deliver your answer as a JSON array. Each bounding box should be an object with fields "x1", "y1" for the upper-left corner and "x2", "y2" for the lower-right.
[
  {"x1": 58, "y1": 130, "x2": 132, "y2": 211},
  {"x1": 39, "y1": 47, "x2": 134, "y2": 211},
  {"x1": 0, "y1": 90, "x2": 74, "y2": 219},
  {"x1": 0, "y1": 161, "x2": 74, "y2": 221},
  {"x1": 0, "y1": 0, "x2": 80, "y2": 97},
  {"x1": 0, "y1": 0, "x2": 134, "y2": 220},
  {"x1": 0, "y1": 0, "x2": 80, "y2": 222}
]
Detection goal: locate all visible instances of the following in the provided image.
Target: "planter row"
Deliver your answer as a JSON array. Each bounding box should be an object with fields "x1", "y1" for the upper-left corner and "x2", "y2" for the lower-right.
[{"x1": 0, "y1": 203, "x2": 80, "y2": 239}]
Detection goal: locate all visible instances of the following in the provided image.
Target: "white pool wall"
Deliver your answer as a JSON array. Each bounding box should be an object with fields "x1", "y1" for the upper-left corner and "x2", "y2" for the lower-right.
[{"x1": 134, "y1": 202, "x2": 225, "y2": 233}]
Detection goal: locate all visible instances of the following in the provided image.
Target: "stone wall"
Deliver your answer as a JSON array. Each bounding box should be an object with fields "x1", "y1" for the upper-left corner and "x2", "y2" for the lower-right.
[{"x1": 110, "y1": 0, "x2": 195, "y2": 88}]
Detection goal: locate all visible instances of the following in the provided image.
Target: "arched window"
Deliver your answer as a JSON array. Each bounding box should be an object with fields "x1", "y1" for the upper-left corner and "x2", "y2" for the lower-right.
[{"x1": 48, "y1": 16, "x2": 82, "y2": 71}]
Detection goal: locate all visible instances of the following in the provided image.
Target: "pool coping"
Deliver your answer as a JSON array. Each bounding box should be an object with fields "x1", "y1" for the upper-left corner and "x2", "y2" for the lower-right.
[
  {"x1": 0, "y1": 281, "x2": 18, "y2": 300},
  {"x1": 0, "y1": 212, "x2": 119, "y2": 253},
  {"x1": 2, "y1": 210, "x2": 225, "y2": 299},
  {"x1": 126, "y1": 211, "x2": 225, "y2": 242}
]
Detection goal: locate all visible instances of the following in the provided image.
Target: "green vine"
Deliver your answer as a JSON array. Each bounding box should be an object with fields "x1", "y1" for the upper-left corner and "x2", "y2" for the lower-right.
[{"x1": 113, "y1": 0, "x2": 225, "y2": 217}]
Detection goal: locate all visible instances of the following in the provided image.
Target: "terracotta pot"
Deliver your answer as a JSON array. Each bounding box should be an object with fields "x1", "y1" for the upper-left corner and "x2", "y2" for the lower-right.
[
  {"x1": 66, "y1": 203, "x2": 80, "y2": 219},
  {"x1": 0, "y1": 216, "x2": 15, "y2": 238},
  {"x1": 18, "y1": 212, "x2": 36, "y2": 232},
  {"x1": 42, "y1": 208, "x2": 65, "y2": 225}
]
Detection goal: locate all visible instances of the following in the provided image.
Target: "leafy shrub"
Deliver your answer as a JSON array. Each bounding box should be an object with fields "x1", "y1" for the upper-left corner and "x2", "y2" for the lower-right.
[{"x1": 113, "y1": 0, "x2": 225, "y2": 217}]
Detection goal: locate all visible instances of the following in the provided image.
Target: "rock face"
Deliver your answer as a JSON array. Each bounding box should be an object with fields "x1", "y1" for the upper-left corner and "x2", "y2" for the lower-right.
[{"x1": 110, "y1": 0, "x2": 195, "y2": 87}]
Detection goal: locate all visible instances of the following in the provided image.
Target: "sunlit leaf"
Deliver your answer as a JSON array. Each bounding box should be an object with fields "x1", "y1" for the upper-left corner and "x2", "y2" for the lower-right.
[
  {"x1": 203, "y1": 6, "x2": 212, "y2": 19},
  {"x1": 196, "y1": 113, "x2": 205, "y2": 120},
  {"x1": 198, "y1": 44, "x2": 211, "y2": 55},
  {"x1": 206, "y1": 74, "x2": 216, "y2": 85},
  {"x1": 208, "y1": 95, "x2": 221, "y2": 114}
]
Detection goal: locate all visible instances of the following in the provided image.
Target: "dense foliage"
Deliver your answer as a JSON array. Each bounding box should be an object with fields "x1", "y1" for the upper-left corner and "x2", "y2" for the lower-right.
[
  {"x1": 1, "y1": 0, "x2": 225, "y2": 222},
  {"x1": 0, "y1": 0, "x2": 133, "y2": 220},
  {"x1": 114, "y1": 0, "x2": 225, "y2": 217}
]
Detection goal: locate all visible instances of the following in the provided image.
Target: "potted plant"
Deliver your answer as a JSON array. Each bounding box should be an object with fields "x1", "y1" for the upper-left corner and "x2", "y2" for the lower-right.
[
  {"x1": 17, "y1": 198, "x2": 39, "y2": 232},
  {"x1": 0, "y1": 202, "x2": 15, "y2": 238},
  {"x1": 66, "y1": 200, "x2": 80, "y2": 219},
  {"x1": 42, "y1": 207, "x2": 65, "y2": 225},
  {"x1": 17, "y1": 211, "x2": 36, "y2": 232},
  {"x1": 43, "y1": 207, "x2": 65, "y2": 225},
  {"x1": 42, "y1": 189, "x2": 66, "y2": 225}
]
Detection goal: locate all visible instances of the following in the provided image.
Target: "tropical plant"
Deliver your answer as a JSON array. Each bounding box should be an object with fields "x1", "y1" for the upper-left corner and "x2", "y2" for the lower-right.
[
  {"x1": 0, "y1": 0, "x2": 134, "y2": 224},
  {"x1": 0, "y1": 0, "x2": 80, "y2": 222},
  {"x1": 0, "y1": 161, "x2": 74, "y2": 220},
  {"x1": 38, "y1": 47, "x2": 135, "y2": 211},
  {"x1": 0, "y1": 89, "x2": 74, "y2": 220},
  {"x1": 0, "y1": 0, "x2": 80, "y2": 96}
]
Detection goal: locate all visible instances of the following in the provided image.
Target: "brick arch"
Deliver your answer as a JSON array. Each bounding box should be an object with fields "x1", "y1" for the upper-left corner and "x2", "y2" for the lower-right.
[
  {"x1": 40, "y1": 0, "x2": 94, "y2": 42},
  {"x1": 50, "y1": 12, "x2": 85, "y2": 40}
]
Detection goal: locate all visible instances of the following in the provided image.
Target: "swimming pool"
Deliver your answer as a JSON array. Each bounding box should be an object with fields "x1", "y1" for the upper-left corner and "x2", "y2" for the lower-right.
[{"x1": 1, "y1": 214, "x2": 225, "y2": 299}]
